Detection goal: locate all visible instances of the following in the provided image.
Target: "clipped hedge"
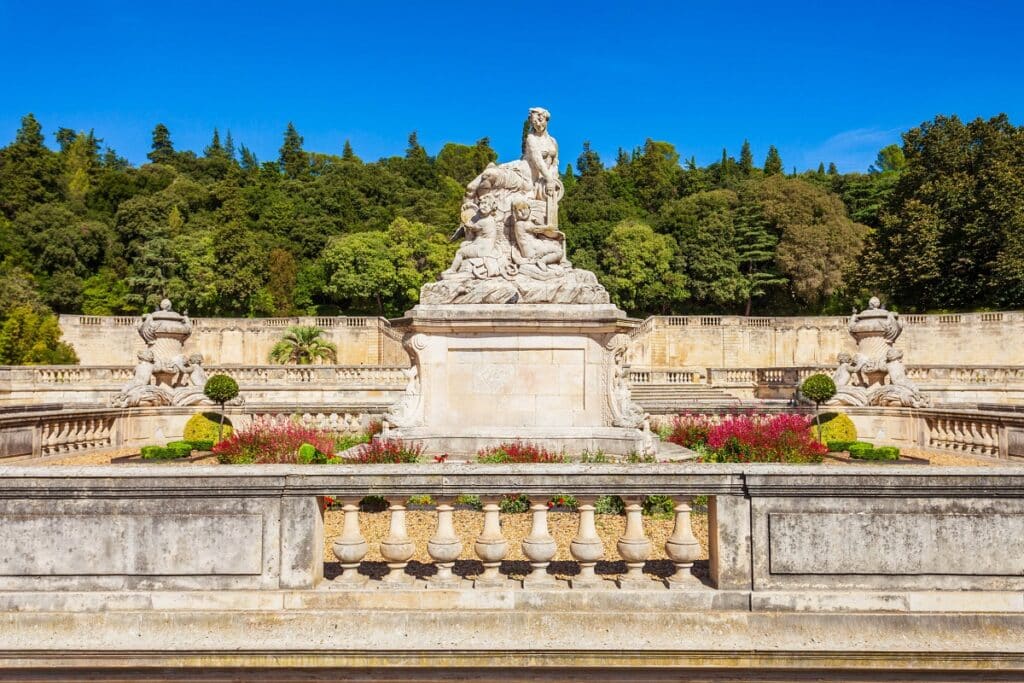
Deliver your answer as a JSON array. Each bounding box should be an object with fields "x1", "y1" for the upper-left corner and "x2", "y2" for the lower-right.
[
  {"x1": 858, "y1": 446, "x2": 901, "y2": 461},
  {"x1": 826, "y1": 440, "x2": 854, "y2": 452},
  {"x1": 165, "y1": 440, "x2": 194, "y2": 458},
  {"x1": 187, "y1": 439, "x2": 215, "y2": 452},
  {"x1": 183, "y1": 412, "x2": 233, "y2": 444},
  {"x1": 846, "y1": 442, "x2": 875, "y2": 459},
  {"x1": 141, "y1": 444, "x2": 188, "y2": 461},
  {"x1": 814, "y1": 412, "x2": 857, "y2": 445}
]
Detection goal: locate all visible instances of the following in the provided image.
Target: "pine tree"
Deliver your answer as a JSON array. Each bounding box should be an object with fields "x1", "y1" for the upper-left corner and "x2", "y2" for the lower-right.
[
  {"x1": 615, "y1": 147, "x2": 630, "y2": 168},
  {"x1": 342, "y1": 139, "x2": 356, "y2": 161},
  {"x1": 739, "y1": 140, "x2": 754, "y2": 175},
  {"x1": 223, "y1": 131, "x2": 235, "y2": 160},
  {"x1": 734, "y1": 188, "x2": 787, "y2": 315},
  {"x1": 204, "y1": 128, "x2": 223, "y2": 158},
  {"x1": 239, "y1": 145, "x2": 258, "y2": 171},
  {"x1": 279, "y1": 122, "x2": 307, "y2": 179},
  {"x1": 763, "y1": 145, "x2": 783, "y2": 176},
  {"x1": 403, "y1": 131, "x2": 435, "y2": 187},
  {"x1": 827, "y1": 162, "x2": 838, "y2": 176},
  {"x1": 561, "y1": 162, "x2": 576, "y2": 192},
  {"x1": 817, "y1": 162, "x2": 826, "y2": 175},
  {"x1": 576, "y1": 141, "x2": 603, "y2": 177},
  {"x1": 148, "y1": 124, "x2": 175, "y2": 164}
]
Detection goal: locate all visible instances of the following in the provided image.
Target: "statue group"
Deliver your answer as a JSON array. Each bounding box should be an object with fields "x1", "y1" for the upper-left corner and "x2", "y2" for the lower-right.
[
  {"x1": 420, "y1": 108, "x2": 609, "y2": 305},
  {"x1": 111, "y1": 299, "x2": 239, "y2": 408},
  {"x1": 828, "y1": 297, "x2": 929, "y2": 408}
]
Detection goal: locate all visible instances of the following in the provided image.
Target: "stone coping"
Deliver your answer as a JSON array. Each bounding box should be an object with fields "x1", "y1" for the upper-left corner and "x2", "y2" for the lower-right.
[
  {"x1": 2, "y1": 463, "x2": 1024, "y2": 498},
  {"x1": 392, "y1": 303, "x2": 632, "y2": 329}
]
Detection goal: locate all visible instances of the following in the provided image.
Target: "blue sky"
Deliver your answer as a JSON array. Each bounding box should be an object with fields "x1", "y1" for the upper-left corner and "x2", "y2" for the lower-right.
[{"x1": 1, "y1": 0, "x2": 1021, "y2": 173}]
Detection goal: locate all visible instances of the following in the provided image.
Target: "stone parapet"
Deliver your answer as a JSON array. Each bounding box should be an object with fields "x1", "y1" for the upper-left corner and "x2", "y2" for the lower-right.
[{"x1": 0, "y1": 464, "x2": 1023, "y2": 673}]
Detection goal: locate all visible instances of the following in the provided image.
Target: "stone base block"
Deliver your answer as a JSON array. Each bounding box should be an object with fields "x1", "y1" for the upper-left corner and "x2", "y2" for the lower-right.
[{"x1": 389, "y1": 426, "x2": 648, "y2": 457}]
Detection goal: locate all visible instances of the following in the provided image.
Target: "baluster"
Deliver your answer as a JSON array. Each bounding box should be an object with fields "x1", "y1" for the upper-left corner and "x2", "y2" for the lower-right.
[
  {"x1": 521, "y1": 502, "x2": 556, "y2": 585},
  {"x1": 379, "y1": 502, "x2": 415, "y2": 585},
  {"x1": 965, "y1": 421, "x2": 981, "y2": 456},
  {"x1": 616, "y1": 497, "x2": 652, "y2": 587},
  {"x1": 427, "y1": 498, "x2": 462, "y2": 587},
  {"x1": 664, "y1": 498, "x2": 702, "y2": 588},
  {"x1": 332, "y1": 500, "x2": 368, "y2": 585},
  {"x1": 473, "y1": 498, "x2": 508, "y2": 587},
  {"x1": 569, "y1": 496, "x2": 604, "y2": 588}
]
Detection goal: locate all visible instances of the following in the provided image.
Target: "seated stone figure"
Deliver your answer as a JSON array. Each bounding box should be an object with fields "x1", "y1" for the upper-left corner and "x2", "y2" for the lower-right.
[
  {"x1": 111, "y1": 349, "x2": 167, "y2": 407},
  {"x1": 444, "y1": 196, "x2": 506, "y2": 280},
  {"x1": 510, "y1": 198, "x2": 565, "y2": 273}
]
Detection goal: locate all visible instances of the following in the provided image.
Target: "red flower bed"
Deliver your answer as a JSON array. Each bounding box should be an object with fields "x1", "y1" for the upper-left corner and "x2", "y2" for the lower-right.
[
  {"x1": 477, "y1": 441, "x2": 564, "y2": 463},
  {"x1": 351, "y1": 439, "x2": 423, "y2": 463},
  {"x1": 213, "y1": 417, "x2": 336, "y2": 464},
  {"x1": 701, "y1": 413, "x2": 826, "y2": 464},
  {"x1": 666, "y1": 413, "x2": 715, "y2": 448}
]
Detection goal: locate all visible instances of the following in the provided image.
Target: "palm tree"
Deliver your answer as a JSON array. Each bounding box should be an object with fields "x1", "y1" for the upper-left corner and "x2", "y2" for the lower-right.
[{"x1": 268, "y1": 326, "x2": 338, "y2": 365}]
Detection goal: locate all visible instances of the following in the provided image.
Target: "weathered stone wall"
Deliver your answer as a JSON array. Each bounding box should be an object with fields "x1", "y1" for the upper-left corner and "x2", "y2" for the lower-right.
[
  {"x1": 626, "y1": 312, "x2": 1024, "y2": 367},
  {"x1": 60, "y1": 311, "x2": 1024, "y2": 369},
  {"x1": 59, "y1": 315, "x2": 408, "y2": 367}
]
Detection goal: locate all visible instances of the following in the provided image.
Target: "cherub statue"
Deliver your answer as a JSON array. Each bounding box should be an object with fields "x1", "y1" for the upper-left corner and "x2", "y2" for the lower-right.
[
  {"x1": 509, "y1": 198, "x2": 565, "y2": 272},
  {"x1": 446, "y1": 195, "x2": 503, "y2": 278}
]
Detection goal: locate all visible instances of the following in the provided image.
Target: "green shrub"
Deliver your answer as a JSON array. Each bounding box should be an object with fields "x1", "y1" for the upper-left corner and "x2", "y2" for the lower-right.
[
  {"x1": 595, "y1": 495, "x2": 625, "y2": 515},
  {"x1": 548, "y1": 493, "x2": 578, "y2": 510},
  {"x1": 643, "y1": 495, "x2": 675, "y2": 517},
  {"x1": 454, "y1": 494, "x2": 483, "y2": 510},
  {"x1": 297, "y1": 442, "x2": 330, "y2": 464},
  {"x1": 407, "y1": 494, "x2": 435, "y2": 506},
  {"x1": 166, "y1": 440, "x2": 194, "y2": 458},
  {"x1": 360, "y1": 495, "x2": 389, "y2": 512},
  {"x1": 499, "y1": 494, "x2": 531, "y2": 514},
  {"x1": 827, "y1": 440, "x2": 854, "y2": 452},
  {"x1": 814, "y1": 412, "x2": 857, "y2": 445},
  {"x1": 183, "y1": 412, "x2": 233, "y2": 443},
  {"x1": 847, "y1": 442, "x2": 875, "y2": 459},
  {"x1": 187, "y1": 439, "x2": 215, "y2": 452},
  {"x1": 140, "y1": 444, "x2": 188, "y2": 460},
  {"x1": 873, "y1": 446, "x2": 901, "y2": 460}
]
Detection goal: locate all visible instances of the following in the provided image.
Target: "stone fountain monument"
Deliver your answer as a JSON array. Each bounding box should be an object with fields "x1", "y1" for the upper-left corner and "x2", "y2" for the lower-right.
[
  {"x1": 827, "y1": 296, "x2": 929, "y2": 408},
  {"x1": 384, "y1": 108, "x2": 651, "y2": 456},
  {"x1": 111, "y1": 299, "x2": 233, "y2": 408}
]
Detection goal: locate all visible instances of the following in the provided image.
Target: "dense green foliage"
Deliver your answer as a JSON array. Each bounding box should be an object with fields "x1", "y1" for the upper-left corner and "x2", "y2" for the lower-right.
[{"x1": 1, "y1": 111, "x2": 1021, "y2": 326}]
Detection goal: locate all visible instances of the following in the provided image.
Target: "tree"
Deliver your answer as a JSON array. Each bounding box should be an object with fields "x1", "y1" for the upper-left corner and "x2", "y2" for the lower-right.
[
  {"x1": 435, "y1": 138, "x2": 497, "y2": 184},
  {"x1": 658, "y1": 192, "x2": 746, "y2": 309},
  {"x1": 763, "y1": 145, "x2": 783, "y2": 176},
  {"x1": 734, "y1": 186, "x2": 787, "y2": 315},
  {"x1": 869, "y1": 144, "x2": 906, "y2": 174},
  {"x1": 342, "y1": 139, "x2": 357, "y2": 162},
  {"x1": 0, "y1": 114, "x2": 62, "y2": 218},
  {"x1": 598, "y1": 219, "x2": 688, "y2": 314},
  {"x1": 801, "y1": 373, "x2": 837, "y2": 437},
  {"x1": 0, "y1": 305, "x2": 78, "y2": 365},
  {"x1": 755, "y1": 176, "x2": 868, "y2": 307},
  {"x1": 148, "y1": 124, "x2": 175, "y2": 164},
  {"x1": 631, "y1": 139, "x2": 680, "y2": 213},
  {"x1": 203, "y1": 374, "x2": 239, "y2": 440},
  {"x1": 739, "y1": 140, "x2": 754, "y2": 175},
  {"x1": 268, "y1": 325, "x2": 338, "y2": 364},
  {"x1": 279, "y1": 122, "x2": 308, "y2": 179},
  {"x1": 866, "y1": 114, "x2": 1024, "y2": 310}
]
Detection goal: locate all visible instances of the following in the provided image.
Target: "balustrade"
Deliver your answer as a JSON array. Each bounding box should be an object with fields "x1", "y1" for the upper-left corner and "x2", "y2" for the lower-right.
[
  {"x1": 926, "y1": 415, "x2": 1000, "y2": 457},
  {"x1": 327, "y1": 491, "x2": 708, "y2": 590}
]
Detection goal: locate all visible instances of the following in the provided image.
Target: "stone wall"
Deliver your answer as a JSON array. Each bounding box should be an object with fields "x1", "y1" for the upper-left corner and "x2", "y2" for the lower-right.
[
  {"x1": 59, "y1": 315, "x2": 409, "y2": 367},
  {"x1": 0, "y1": 463, "x2": 1023, "y2": 673},
  {"x1": 60, "y1": 311, "x2": 1024, "y2": 369},
  {"x1": 626, "y1": 311, "x2": 1024, "y2": 367}
]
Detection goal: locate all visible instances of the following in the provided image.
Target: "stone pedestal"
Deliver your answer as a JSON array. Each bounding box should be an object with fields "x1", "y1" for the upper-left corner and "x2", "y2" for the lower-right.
[{"x1": 385, "y1": 304, "x2": 650, "y2": 456}]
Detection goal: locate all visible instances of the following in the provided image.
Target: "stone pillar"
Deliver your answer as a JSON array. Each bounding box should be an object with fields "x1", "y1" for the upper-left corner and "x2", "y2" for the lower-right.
[
  {"x1": 427, "y1": 498, "x2": 462, "y2": 587},
  {"x1": 708, "y1": 495, "x2": 752, "y2": 590},
  {"x1": 569, "y1": 496, "x2": 604, "y2": 588},
  {"x1": 473, "y1": 497, "x2": 508, "y2": 587},
  {"x1": 521, "y1": 502, "x2": 557, "y2": 585},
  {"x1": 616, "y1": 496, "x2": 652, "y2": 587},
  {"x1": 332, "y1": 499, "x2": 368, "y2": 585},
  {"x1": 380, "y1": 502, "x2": 415, "y2": 585},
  {"x1": 664, "y1": 498, "x2": 702, "y2": 588}
]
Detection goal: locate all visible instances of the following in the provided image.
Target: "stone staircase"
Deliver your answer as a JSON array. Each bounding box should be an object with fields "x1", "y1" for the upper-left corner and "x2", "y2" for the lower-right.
[{"x1": 631, "y1": 383, "x2": 743, "y2": 413}]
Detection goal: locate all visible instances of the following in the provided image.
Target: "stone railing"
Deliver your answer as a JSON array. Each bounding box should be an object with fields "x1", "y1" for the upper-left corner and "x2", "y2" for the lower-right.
[
  {"x1": 1, "y1": 464, "x2": 1023, "y2": 672},
  {"x1": 627, "y1": 367, "x2": 706, "y2": 384},
  {"x1": 644, "y1": 311, "x2": 1024, "y2": 330},
  {"x1": 0, "y1": 404, "x2": 388, "y2": 460},
  {"x1": 0, "y1": 364, "x2": 410, "y2": 407}
]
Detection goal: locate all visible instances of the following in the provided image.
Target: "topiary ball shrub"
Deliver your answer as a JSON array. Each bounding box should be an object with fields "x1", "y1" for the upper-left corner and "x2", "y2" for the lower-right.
[
  {"x1": 814, "y1": 412, "x2": 857, "y2": 445},
  {"x1": 801, "y1": 374, "x2": 837, "y2": 405},
  {"x1": 183, "y1": 412, "x2": 233, "y2": 444},
  {"x1": 203, "y1": 374, "x2": 239, "y2": 405}
]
